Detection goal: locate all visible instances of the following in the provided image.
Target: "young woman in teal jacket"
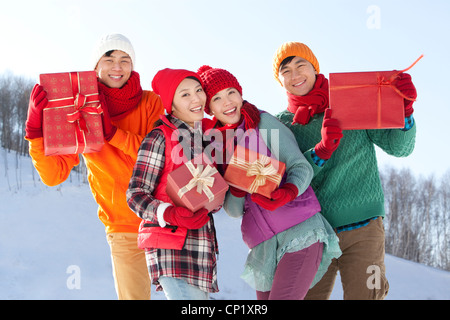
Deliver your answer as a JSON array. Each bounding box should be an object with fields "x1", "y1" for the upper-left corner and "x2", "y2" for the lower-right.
[{"x1": 198, "y1": 65, "x2": 341, "y2": 300}]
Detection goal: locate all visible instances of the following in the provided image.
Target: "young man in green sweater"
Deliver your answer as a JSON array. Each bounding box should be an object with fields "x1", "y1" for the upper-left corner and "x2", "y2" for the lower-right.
[{"x1": 272, "y1": 42, "x2": 417, "y2": 300}]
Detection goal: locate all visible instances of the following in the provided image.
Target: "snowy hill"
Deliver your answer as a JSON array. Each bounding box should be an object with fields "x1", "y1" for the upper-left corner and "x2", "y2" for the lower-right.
[{"x1": 1, "y1": 148, "x2": 449, "y2": 300}]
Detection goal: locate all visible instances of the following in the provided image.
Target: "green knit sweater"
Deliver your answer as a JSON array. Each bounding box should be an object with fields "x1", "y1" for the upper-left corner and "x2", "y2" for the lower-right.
[{"x1": 276, "y1": 110, "x2": 416, "y2": 228}]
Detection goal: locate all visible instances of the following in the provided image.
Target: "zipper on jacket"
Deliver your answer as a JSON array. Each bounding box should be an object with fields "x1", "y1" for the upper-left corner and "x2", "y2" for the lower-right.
[{"x1": 143, "y1": 223, "x2": 179, "y2": 233}]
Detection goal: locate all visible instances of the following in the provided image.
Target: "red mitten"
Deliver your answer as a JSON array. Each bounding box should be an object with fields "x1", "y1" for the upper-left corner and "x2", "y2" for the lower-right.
[
  {"x1": 163, "y1": 206, "x2": 210, "y2": 230},
  {"x1": 314, "y1": 109, "x2": 343, "y2": 160},
  {"x1": 251, "y1": 183, "x2": 298, "y2": 211},
  {"x1": 393, "y1": 72, "x2": 417, "y2": 117},
  {"x1": 25, "y1": 84, "x2": 48, "y2": 139}
]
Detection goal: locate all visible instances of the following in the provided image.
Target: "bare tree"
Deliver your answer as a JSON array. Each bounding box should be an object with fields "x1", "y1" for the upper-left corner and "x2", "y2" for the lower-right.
[
  {"x1": 436, "y1": 170, "x2": 450, "y2": 270},
  {"x1": 1, "y1": 71, "x2": 89, "y2": 190},
  {"x1": 0, "y1": 72, "x2": 34, "y2": 154},
  {"x1": 381, "y1": 166, "x2": 450, "y2": 271}
]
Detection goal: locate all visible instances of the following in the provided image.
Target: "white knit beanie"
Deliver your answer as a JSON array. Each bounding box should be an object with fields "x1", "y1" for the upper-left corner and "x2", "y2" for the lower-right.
[{"x1": 91, "y1": 33, "x2": 136, "y2": 69}]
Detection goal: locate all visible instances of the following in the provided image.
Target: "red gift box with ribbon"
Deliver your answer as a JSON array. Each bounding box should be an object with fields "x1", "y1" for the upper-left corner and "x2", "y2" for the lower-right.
[
  {"x1": 224, "y1": 144, "x2": 286, "y2": 198},
  {"x1": 329, "y1": 55, "x2": 422, "y2": 130},
  {"x1": 40, "y1": 71, "x2": 104, "y2": 155},
  {"x1": 166, "y1": 156, "x2": 229, "y2": 212}
]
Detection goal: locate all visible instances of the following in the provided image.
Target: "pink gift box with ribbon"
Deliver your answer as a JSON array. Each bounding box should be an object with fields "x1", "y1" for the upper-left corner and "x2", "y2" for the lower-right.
[
  {"x1": 166, "y1": 156, "x2": 229, "y2": 212},
  {"x1": 40, "y1": 71, "x2": 104, "y2": 156}
]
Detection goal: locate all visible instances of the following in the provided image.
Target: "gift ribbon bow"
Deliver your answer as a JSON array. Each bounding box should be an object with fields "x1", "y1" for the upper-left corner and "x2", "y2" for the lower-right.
[
  {"x1": 231, "y1": 154, "x2": 282, "y2": 194},
  {"x1": 45, "y1": 72, "x2": 103, "y2": 153},
  {"x1": 65, "y1": 72, "x2": 103, "y2": 133},
  {"x1": 66, "y1": 92, "x2": 99, "y2": 132},
  {"x1": 46, "y1": 72, "x2": 103, "y2": 133},
  {"x1": 177, "y1": 162, "x2": 218, "y2": 202},
  {"x1": 330, "y1": 55, "x2": 423, "y2": 127}
]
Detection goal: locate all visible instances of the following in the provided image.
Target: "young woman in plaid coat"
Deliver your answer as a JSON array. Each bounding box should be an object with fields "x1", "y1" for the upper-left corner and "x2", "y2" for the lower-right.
[{"x1": 127, "y1": 68, "x2": 219, "y2": 300}]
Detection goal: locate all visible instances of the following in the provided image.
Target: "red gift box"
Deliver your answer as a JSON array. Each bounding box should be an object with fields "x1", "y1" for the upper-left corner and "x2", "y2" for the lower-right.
[
  {"x1": 224, "y1": 145, "x2": 286, "y2": 198},
  {"x1": 329, "y1": 56, "x2": 423, "y2": 130},
  {"x1": 40, "y1": 71, "x2": 104, "y2": 155},
  {"x1": 329, "y1": 70, "x2": 405, "y2": 130},
  {"x1": 166, "y1": 156, "x2": 229, "y2": 212}
]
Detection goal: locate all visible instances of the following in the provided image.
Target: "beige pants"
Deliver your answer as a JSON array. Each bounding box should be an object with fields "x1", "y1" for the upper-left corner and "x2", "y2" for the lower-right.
[
  {"x1": 305, "y1": 217, "x2": 389, "y2": 300},
  {"x1": 106, "y1": 232, "x2": 151, "y2": 300}
]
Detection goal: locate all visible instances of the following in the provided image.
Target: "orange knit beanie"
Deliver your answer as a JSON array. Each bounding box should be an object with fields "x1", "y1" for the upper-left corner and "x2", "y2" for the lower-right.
[{"x1": 272, "y1": 42, "x2": 320, "y2": 85}]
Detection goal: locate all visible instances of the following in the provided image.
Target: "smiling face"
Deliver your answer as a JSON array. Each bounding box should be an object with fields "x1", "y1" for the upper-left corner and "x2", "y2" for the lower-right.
[
  {"x1": 171, "y1": 77, "x2": 206, "y2": 127},
  {"x1": 95, "y1": 50, "x2": 132, "y2": 88},
  {"x1": 208, "y1": 87, "x2": 243, "y2": 125},
  {"x1": 278, "y1": 56, "x2": 317, "y2": 96}
]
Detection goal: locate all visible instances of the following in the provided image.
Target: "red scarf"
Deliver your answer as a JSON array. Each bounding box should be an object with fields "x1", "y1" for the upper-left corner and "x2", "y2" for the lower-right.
[
  {"x1": 210, "y1": 100, "x2": 260, "y2": 131},
  {"x1": 97, "y1": 71, "x2": 143, "y2": 121},
  {"x1": 240, "y1": 101, "x2": 261, "y2": 131},
  {"x1": 202, "y1": 101, "x2": 261, "y2": 169},
  {"x1": 286, "y1": 74, "x2": 329, "y2": 125}
]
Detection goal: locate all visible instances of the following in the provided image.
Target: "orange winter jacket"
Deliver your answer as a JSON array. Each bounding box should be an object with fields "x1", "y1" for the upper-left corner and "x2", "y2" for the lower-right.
[{"x1": 27, "y1": 90, "x2": 164, "y2": 234}]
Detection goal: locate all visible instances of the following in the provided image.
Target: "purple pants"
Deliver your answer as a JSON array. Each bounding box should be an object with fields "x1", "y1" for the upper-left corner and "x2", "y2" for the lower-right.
[{"x1": 256, "y1": 241, "x2": 323, "y2": 300}]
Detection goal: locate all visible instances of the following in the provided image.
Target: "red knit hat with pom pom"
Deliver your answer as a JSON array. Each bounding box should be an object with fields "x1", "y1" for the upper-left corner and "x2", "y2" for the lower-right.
[{"x1": 197, "y1": 65, "x2": 242, "y2": 115}]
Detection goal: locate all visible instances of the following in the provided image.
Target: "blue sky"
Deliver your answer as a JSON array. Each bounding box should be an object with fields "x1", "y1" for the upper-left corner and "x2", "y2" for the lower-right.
[{"x1": 1, "y1": 0, "x2": 449, "y2": 177}]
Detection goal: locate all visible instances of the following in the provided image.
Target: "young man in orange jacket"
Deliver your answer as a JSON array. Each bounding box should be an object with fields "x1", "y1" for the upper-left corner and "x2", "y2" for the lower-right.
[{"x1": 25, "y1": 34, "x2": 164, "y2": 300}]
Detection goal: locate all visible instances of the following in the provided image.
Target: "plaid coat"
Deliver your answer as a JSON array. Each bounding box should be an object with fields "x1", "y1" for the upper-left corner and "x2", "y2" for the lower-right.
[{"x1": 127, "y1": 115, "x2": 218, "y2": 293}]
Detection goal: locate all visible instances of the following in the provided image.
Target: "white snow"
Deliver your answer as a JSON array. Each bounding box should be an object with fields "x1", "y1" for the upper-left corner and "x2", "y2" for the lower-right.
[{"x1": 1, "y1": 149, "x2": 449, "y2": 300}]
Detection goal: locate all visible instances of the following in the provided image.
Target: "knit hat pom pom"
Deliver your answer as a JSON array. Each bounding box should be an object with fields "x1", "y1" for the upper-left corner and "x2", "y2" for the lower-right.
[{"x1": 197, "y1": 65, "x2": 213, "y2": 75}]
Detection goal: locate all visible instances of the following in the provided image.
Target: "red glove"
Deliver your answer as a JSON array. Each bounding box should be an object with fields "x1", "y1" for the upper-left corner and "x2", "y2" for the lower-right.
[
  {"x1": 314, "y1": 109, "x2": 343, "y2": 160},
  {"x1": 163, "y1": 206, "x2": 210, "y2": 230},
  {"x1": 251, "y1": 183, "x2": 298, "y2": 211},
  {"x1": 393, "y1": 72, "x2": 417, "y2": 117},
  {"x1": 99, "y1": 96, "x2": 117, "y2": 141},
  {"x1": 25, "y1": 84, "x2": 48, "y2": 139}
]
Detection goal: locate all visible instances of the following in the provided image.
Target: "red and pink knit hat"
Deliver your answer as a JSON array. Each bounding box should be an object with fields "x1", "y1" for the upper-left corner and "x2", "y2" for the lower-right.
[{"x1": 197, "y1": 65, "x2": 242, "y2": 115}]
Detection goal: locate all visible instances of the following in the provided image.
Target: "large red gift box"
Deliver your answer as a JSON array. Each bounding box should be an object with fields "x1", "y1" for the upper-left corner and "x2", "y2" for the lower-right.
[
  {"x1": 40, "y1": 71, "x2": 104, "y2": 155},
  {"x1": 224, "y1": 144, "x2": 286, "y2": 198},
  {"x1": 166, "y1": 156, "x2": 229, "y2": 212},
  {"x1": 329, "y1": 70, "x2": 405, "y2": 130}
]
